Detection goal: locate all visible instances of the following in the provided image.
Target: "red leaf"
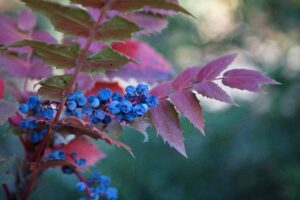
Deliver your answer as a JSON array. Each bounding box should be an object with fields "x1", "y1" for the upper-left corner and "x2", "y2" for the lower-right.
[
  {"x1": 172, "y1": 67, "x2": 199, "y2": 90},
  {"x1": 194, "y1": 82, "x2": 234, "y2": 104},
  {"x1": 222, "y1": 69, "x2": 278, "y2": 92},
  {"x1": 0, "y1": 79, "x2": 4, "y2": 99},
  {"x1": 18, "y1": 10, "x2": 36, "y2": 32},
  {"x1": 196, "y1": 54, "x2": 237, "y2": 82},
  {"x1": 62, "y1": 137, "x2": 106, "y2": 167},
  {"x1": 0, "y1": 100, "x2": 17, "y2": 125},
  {"x1": 109, "y1": 39, "x2": 171, "y2": 83},
  {"x1": 58, "y1": 117, "x2": 134, "y2": 157},
  {"x1": 149, "y1": 99, "x2": 186, "y2": 157},
  {"x1": 85, "y1": 80, "x2": 124, "y2": 97},
  {"x1": 150, "y1": 81, "x2": 173, "y2": 99},
  {"x1": 170, "y1": 90, "x2": 204, "y2": 134}
]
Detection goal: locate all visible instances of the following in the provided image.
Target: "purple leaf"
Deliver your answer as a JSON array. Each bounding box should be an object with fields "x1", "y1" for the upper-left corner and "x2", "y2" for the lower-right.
[
  {"x1": 222, "y1": 69, "x2": 278, "y2": 92},
  {"x1": 194, "y1": 82, "x2": 234, "y2": 104},
  {"x1": 170, "y1": 90, "x2": 204, "y2": 134},
  {"x1": 32, "y1": 31, "x2": 57, "y2": 43},
  {"x1": 150, "y1": 81, "x2": 173, "y2": 99},
  {"x1": 143, "y1": 0, "x2": 179, "y2": 16},
  {"x1": 196, "y1": 54, "x2": 237, "y2": 82},
  {"x1": 18, "y1": 10, "x2": 36, "y2": 32},
  {"x1": 149, "y1": 99, "x2": 186, "y2": 157},
  {"x1": 0, "y1": 100, "x2": 17, "y2": 125},
  {"x1": 108, "y1": 39, "x2": 172, "y2": 83},
  {"x1": 77, "y1": 37, "x2": 105, "y2": 54},
  {"x1": 172, "y1": 67, "x2": 199, "y2": 90}
]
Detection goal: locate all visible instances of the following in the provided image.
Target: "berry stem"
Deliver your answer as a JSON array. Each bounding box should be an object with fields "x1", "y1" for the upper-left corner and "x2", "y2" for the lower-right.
[
  {"x1": 74, "y1": 170, "x2": 91, "y2": 199},
  {"x1": 21, "y1": 6, "x2": 108, "y2": 200}
]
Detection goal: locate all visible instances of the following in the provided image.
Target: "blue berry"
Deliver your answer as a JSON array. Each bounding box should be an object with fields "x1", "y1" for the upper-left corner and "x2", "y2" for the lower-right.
[
  {"x1": 125, "y1": 86, "x2": 136, "y2": 97},
  {"x1": 77, "y1": 96, "x2": 87, "y2": 106},
  {"x1": 75, "y1": 158, "x2": 86, "y2": 167},
  {"x1": 92, "y1": 172, "x2": 101, "y2": 180},
  {"x1": 27, "y1": 96, "x2": 40, "y2": 109},
  {"x1": 82, "y1": 105, "x2": 93, "y2": 116},
  {"x1": 20, "y1": 119, "x2": 36, "y2": 129},
  {"x1": 71, "y1": 152, "x2": 77, "y2": 158},
  {"x1": 43, "y1": 108, "x2": 55, "y2": 120},
  {"x1": 67, "y1": 100, "x2": 77, "y2": 111},
  {"x1": 132, "y1": 104, "x2": 146, "y2": 117},
  {"x1": 29, "y1": 132, "x2": 40, "y2": 143},
  {"x1": 136, "y1": 84, "x2": 148, "y2": 95},
  {"x1": 100, "y1": 175, "x2": 111, "y2": 188},
  {"x1": 102, "y1": 115, "x2": 112, "y2": 125},
  {"x1": 75, "y1": 108, "x2": 83, "y2": 118},
  {"x1": 91, "y1": 116, "x2": 101, "y2": 124},
  {"x1": 97, "y1": 88, "x2": 112, "y2": 101},
  {"x1": 116, "y1": 113, "x2": 125, "y2": 121},
  {"x1": 119, "y1": 100, "x2": 132, "y2": 114},
  {"x1": 111, "y1": 92, "x2": 122, "y2": 101},
  {"x1": 125, "y1": 112, "x2": 136, "y2": 122},
  {"x1": 76, "y1": 182, "x2": 86, "y2": 192},
  {"x1": 39, "y1": 129, "x2": 47, "y2": 139},
  {"x1": 87, "y1": 96, "x2": 100, "y2": 108},
  {"x1": 94, "y1": 110, "x2": 105, "y2": 120},
  {"x1": 62, "y1": 166, "x2": 74, "y2": 174},
  {"x1": 108, "y1": 101, "x2": 121, "y2": 114},
  {"x1": 145, "y1": 94, "x2": 159, "y2": 107},
  {"x1": 74, "y1": 90, "x2": 84, "y2": 99},
  {"x1": 106, "y1": 188, "x2": 118, "y2": 200},
  {"x1": 19, "y1": 103, "x2": 29, "y2": 113}
]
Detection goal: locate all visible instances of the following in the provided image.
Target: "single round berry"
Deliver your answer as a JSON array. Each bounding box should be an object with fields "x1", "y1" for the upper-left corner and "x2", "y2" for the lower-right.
[
  {"x1": 62, "y1": 166, "x2": 74, "y2": 174},
  {"x1": 74, "y1": 90, "x2": 84, "y2": 99},
  {"x1": 67, "y1": 100, "x2": 77, "y2": 111},
  {"x1": 106, "y1": 187, "x2": 118, "y2": 200},
  {"x1": 132, "y1": 104, "x2": 146, "y2": 117},
  {"x1": 108, "y1": 101, "x2": 121, "y2": 114},
  {"x1": 76, "y1": 96, "x2": 87, "y2": 106},
  {"x1": 94, "y1": 110, "x2": 105, "y2": 120},
  {"x1": 76, "y1": 182, "x2": 86, "y2": 192},
  {"x1": 75, "y1": 108, "x2": 83, "y2": 118},
  {"x1": 119, "y1": 100, "x2": 132, "y2": 114},
  {"x1": 43, "y1": 108, "x2": 55, "y2": 120},
  {"x1": 19, "y1": 103, "x2": 29, "y2": 113},
  {"x1": 102, "y1": 115, "x2": 112, "y2": 125},
  {"x1": 111, "y1": 92, "x2": 122, "y2": 101},
  {"x1": 75, "y1": 158, "x2": 86, "y2": 167},
  {"x1": 100, "y1": 175, "x2": 111, "y2": 188},
  {"x1": 145, "y1": 94, "x2": 159, "y2": 107},
  {"x1": 125, "y1": 112, "x2": 136, "y2": 122},
  {"x1": 29, "y1": 132, "x2": 40, "y2": 143},
  {"x1": 27, "y1": 96, "x2": 40, "y2": 109},
  {"x1": 125, "y1": 85, "x2": 136, "y2": 97},
  {"x1": 136, "y1": 84, "x2": 149, "y2": 95},
  {"x1": 97, "y1": 88, "x2": 112, "y2": 101},
  {"x1": 87, "y1": 96, "x2": 100, "y2": 108}
]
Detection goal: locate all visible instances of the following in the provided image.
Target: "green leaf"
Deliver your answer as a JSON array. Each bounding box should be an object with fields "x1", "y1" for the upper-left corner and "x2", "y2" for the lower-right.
[
  {"x1": 95, "y1": 16, "x2": 141, "y2": 42},
  {"x1": 0, "y1": 155, "x2": 15, "y2": 175},
  {"x1": 38, "y1": 74, "x2": 73, "y2": 100},
  {"x1": 9, "y1": 40, "x2": 80, "y2": 69},
  {"x1": 85, "y1": 47, "x2": 133, "y2": 72},
  {"x1": 22, "y1": 0, "x2": 94, "y2": 37},
  {"x1": 70, "y1": 0, "x2": 105, "y2": 8}
]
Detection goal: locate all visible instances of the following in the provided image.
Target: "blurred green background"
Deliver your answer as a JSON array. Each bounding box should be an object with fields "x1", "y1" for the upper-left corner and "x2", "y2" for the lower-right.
[{"x1": 1, "y1": 0, "x2": 300, "y2": 199}]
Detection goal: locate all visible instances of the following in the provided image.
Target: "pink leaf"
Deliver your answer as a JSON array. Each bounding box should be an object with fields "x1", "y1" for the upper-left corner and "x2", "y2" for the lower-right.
[
  {"x1": 32, "y1": 31, "x2": 57, "y2": 43},
  {"x1": 150, "y1": 81, "x2": 173, "y2": 99},
  {"x1": 172, "y1": 67, "x2": 199, "y2": 90},
  {"x1": 109, "y1": 39, "x2": 171, "y2": 83},
  {"x1": 0, "y1": 79, "x2": 4, "y2": 99},
  {"x1": 222, "y1": 69, "x2": 278, "y2": 92},
  {"x1": 170, "y1": 90, "x2": 204, "y2": 134},
  {"x1": 63, "y1": 137, "x2": 106, "y2": 167},
  {"x1": 194, "y1": 82, "x2": 234, "y2": 104},
  {"x1": 149, "y1": 99, "x2": 186, "y2": 157},
  {"x1": 18, "y1": 10, "x2": 36, "y2": 32},
  {"x1": 0, "y1": 100, "x2": 17, "y2": 125},
  {"x1": 196, "y1": 54, "x2": 237, "y2": 82}
]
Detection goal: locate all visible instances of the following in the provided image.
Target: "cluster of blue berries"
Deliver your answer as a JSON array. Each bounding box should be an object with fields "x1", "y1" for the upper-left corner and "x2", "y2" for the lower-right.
[
  {"x1": 65, "y1": 84, "x2": 158, "y2": 125},
  {"x1": 77, "y1": 172, "x2": 118, "y2": 200},
  {"x1": 45, "y1": 150, "x2": 87, "y2": 174},
  {"x1": 18, "y1": 96, "x2": 56, "y2": 144}
]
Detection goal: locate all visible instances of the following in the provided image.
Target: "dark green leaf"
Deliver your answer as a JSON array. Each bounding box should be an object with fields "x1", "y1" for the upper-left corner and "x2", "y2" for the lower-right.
[
  {"x1": 70, "y1": 0, "x2": 105, "y2": 8},
  {"x1": 10, "y1": 40, "x2": 80, "y2": 69},
  {"x1": 95, "y1": 16, "x2": 141, "y2": 42},
  {"x1": 22, "y1": 0, "x2": 94, "y2": 37}
]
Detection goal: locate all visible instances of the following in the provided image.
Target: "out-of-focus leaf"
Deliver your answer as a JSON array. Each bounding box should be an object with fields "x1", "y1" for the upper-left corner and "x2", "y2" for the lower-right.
[
  {"x1": 22, "y1": 0, "x2": 94, "y2": 37},
  {"x1": 129, "y1": 118, "x2": 150, "y2": 142},
  {"x1": 32, "y1": 31, "x2": 57, "y2": 44},
  {"x1": 109, "y1": 39, "x2": 172, "y2": 83},
  {"x1": 18, "y1": 10, "x2": 36, "y2": 32},
  {"x1": 9, "y1": 40, "x2": 80, "y2": 69},
  {"x1": 0, "y1": 79, "x2": 4, "y2": 99},
  {"x1": 0, "y1": 174, "x2": 13, "y2": 184},
  {"x1": 0, "y1": 155, "x2": 15, "y2": 174},
  {"x1": 194, "y1": 82, "x2": 234, "y2": 104},
  {"x1": 85, "y1": 80, "x2": 125, "y2": 97},
  {"x1": 95, "y1": 16, "x2": 141, "y2": 42},
  {"x1": 170, "y1": 90, "x2": 204, "y2": 134},
  {"x1": 0, "y1": 100, "x2": 17, "y2": 125},
  {"x1": 38, "y1": 74, "x2": 72, "y2": 99},
  {"x1": 196, "y1": 54, "x2": 237, "y2": 82},
  {"x1": 149, "y1": 99, "x2": 186, "y2": 157},
  {"x1": 62, "y1": 137, "x2": 106, "y2": 167},
  {"x1": 58, "y1": 117, "x2": 134, "y2": 156},
  {"x1": 222, "y1": 69, "x2": 278, "y2": 92},
  {"x1": 86, "y1": 46, "x2": 133, "y2": 72},
  {"x1": 150, "y1": 81, "x2": 173, "y2": 99}
]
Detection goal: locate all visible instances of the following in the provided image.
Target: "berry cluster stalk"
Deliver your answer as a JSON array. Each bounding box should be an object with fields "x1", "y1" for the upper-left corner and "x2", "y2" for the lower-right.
[{"x1": 20, "y1": 6, "x2": 109, "y2": 200}]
